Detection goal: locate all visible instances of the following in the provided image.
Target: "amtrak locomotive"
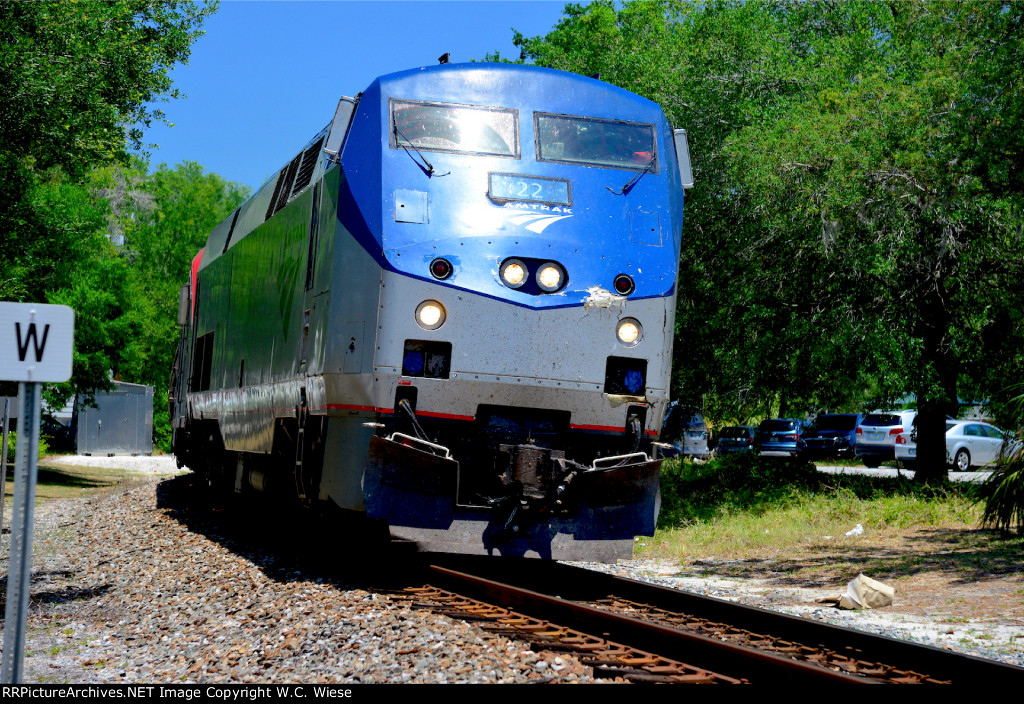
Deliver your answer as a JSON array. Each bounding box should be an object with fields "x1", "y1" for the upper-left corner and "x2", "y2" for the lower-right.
[{"x1": 169, "y1": 63, "x2": 693, "y2": 561}]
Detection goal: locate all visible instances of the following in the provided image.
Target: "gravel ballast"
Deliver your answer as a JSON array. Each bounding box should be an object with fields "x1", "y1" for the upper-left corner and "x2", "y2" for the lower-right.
[
  {"x1": 3, "y1": 455, "x2": 1022, "y2": 683},
  {"x1": 3, "y1": 458, "x2": 595, "y2": 684}
]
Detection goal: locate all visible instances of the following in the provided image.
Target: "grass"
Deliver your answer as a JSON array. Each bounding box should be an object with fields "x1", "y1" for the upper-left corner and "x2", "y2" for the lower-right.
[
  {"x1": 642, "y1": 453, "x2": 989, "y2": 565},
  {"x1": 638, "y1": 456, "x2": 1024, "y2": 601},
  {"x1": 1, "y1": 458, "x2": 145, "y2": 506}
]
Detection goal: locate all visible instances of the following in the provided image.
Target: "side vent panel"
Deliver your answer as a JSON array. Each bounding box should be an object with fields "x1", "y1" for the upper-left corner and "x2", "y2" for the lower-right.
[
  {"x1": 273, "y1": 154, "x2": 302, "y2": 216},
  {"x1": 261, "y1": 127, "x2": 330, "y2": 225},
  {"x1": 265, "y1": 172, "x2": 286, "y2": 221},
  {"x1": 292, "y1": 137, "x2": 325, "y2": 198}
]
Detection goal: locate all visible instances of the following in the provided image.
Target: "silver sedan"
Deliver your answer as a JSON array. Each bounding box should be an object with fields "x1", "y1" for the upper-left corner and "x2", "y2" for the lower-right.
[{"x1": 894, "y1": 420, "x2": 1017, "y2": 471}]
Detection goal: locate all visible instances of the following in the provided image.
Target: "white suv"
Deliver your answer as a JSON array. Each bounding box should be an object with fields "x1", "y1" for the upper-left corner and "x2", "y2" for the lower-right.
[{"x1": 855, "y1": 410, "x2": 917, "y2": 467}]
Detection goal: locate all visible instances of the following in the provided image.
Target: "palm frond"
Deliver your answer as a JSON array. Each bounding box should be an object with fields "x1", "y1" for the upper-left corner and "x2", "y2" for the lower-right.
[{"x1": 977, "y1": 443, "x2": 1024, "y2": 535}]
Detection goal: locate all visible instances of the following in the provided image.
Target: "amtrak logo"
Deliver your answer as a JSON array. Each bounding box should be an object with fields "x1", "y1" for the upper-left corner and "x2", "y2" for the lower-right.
[{"x1": 497, "y1": 202, "x2": 573, "y2": 234}]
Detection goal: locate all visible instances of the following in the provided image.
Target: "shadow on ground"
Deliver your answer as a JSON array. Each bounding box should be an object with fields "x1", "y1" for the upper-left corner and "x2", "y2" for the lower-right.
[{"x1": 690, "y1": 528, "x2": 1024, "y2": 589}]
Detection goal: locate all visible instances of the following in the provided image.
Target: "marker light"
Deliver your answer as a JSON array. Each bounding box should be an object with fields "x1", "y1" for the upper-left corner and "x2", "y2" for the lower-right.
[
  {"x1": 500, "y1": 259, "x2": 527, "y2": 288},
  {"x1": 430, "y1": 258, "x2": 453, "y2": 280},
  {"x1": 617, "y1": 318, "x2": 642, "y2": 346},
  {"x1": 613, "y1": 274, "x2": 635, "y2": 296},
  {"x1": 415, "y1": 300, "x2": 446, "y2": 330},
  {"x1": 536, "y1": 262, "x2": 565, "y2": 292}
]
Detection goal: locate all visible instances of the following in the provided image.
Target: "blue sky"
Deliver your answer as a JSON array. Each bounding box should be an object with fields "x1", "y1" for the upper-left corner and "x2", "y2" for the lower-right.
[{"x1": 143, "y1": 0, "x2": 574, "y2": 190}]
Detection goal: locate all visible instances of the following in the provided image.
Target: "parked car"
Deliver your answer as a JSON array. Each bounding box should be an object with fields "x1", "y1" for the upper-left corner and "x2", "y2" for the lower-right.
[
  {"x1": 661, "y1": 403, "x2": 711, "y2": 460},
  {"x1": 40, "y1": 415, "x2": 74, "y2": 452},
  {"x1": 799, "y1": 413, "x2": 863, "y2": 460},
  {"x1": 854, "y1": 410, "x2": 917, "y2": 467},
  {"x1": 893, "y1": 421, "x2": 950, "y2": 468},
  {"x1": 756, "y1": 418, "x2": 807, "y2": 457},
  {"x1": 895, "y1": 420, "x2": 1017, "y2": 471},
  {"x1": 716, "y1": 425, "x2": 757, "y2": 455}
]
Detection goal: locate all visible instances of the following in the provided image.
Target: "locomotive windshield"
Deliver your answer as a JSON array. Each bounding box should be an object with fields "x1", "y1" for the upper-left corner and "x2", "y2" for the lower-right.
[
  {"x1": 390, "y1": 99, "x2": 518, "y2": 157},
  {"x1": 535, "y1": 113, "x2": 658, "y2": 171}
]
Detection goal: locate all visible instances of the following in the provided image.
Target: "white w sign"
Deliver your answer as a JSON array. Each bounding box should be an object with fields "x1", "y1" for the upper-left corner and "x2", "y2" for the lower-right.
[{"x1": 0, "y1": 303, "x2": 74, "y2": 383}]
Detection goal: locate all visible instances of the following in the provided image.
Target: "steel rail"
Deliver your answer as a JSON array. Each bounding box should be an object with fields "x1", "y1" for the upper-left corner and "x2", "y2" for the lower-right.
[
  {"x1": 415, "y1": 555, "x2": 1024, "y2": 684},
  {"x1": 426, "y1": 564, "x2": 877, "y2": 684},
  {"x1": 555, "y1": 561, "x2": 1024, "y2": 684}
]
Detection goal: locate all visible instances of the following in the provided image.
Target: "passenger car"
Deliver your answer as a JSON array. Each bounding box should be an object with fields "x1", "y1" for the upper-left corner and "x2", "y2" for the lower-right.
[
  {"x1": 895, "y1": 420, "x2": 1016, "y2": 471},
  {"x1": 716, "y1": 425, "x2": 756, "y2": 455},
  {"x1": 800, "y1": 413, "x2": 863, "y2": 460},
  {"x1": 661, "y1": 405, "x2": 711, "y2": 459},
  {"x1": 756, "y1": 418, "x2": 806, "y2": 457},
  {"x1": 854, "y1": 410, "x2": 916, "y2": 467}
]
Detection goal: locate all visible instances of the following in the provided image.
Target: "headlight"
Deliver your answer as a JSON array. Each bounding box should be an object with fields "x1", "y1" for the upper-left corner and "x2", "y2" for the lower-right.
[
  {"x1": 536, "y1": 262, "x2": 565, "y2": 292},
  {"x1": 500, "y1": 259, "x2": 527, "y2": 289},
  {"x1": 617, "y1": 318, "x2": 642, "y2": 346},
  {"x1": 415, "y1": 300, "x2": 446, "y2": 330}
]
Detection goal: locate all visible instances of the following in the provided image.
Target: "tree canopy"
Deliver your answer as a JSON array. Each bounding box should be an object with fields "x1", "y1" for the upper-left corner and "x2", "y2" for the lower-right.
[
  {"x1": 500, "y1": 0, "x2": 1024, "y2": 479},
  {"x1": 0, "y1": 0, "x2": 213, "y2": 177},
  {"x1": 0, "y1": 0, "x2": 219, "y2": 413}
]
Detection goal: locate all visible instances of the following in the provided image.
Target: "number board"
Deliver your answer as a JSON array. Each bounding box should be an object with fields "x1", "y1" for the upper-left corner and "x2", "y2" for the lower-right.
[{"x1": 489, "y1": 173, "x2": 571, "y2": 206}]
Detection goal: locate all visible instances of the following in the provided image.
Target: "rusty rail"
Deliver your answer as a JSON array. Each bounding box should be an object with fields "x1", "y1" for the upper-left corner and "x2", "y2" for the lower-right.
[
  {"x1": 406, "y1": 556, "x2": 1024, "y2": 684},
  {"x1": 418, "y1": 565, "x2": 882, "y2": 683}
]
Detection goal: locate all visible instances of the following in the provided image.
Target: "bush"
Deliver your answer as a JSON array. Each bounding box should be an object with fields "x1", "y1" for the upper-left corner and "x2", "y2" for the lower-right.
[
  {"x1": 3, "y1": 430, "x2": 50, "y2": 464},
  {"x1": 976, "y1": 452, "x2": 1024, "y2": 535},
  {"x1": 976, "y1": 384, "x2": 1024, "y2": 535},
  {"x1": 658, "y1": 453, "x2": 819, "y2": 529}
]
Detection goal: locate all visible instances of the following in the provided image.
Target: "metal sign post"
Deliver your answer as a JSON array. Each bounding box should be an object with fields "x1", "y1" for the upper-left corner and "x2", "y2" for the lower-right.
[
  {"x1": 1, "y1": 396, "x2": 10, "y2": 533},
  {"x1": 1, "y1": 383, "x2": 41, "y2": 683},
  {"x1": 0, "y1": 302, "x2": 74, "y2": 684}
]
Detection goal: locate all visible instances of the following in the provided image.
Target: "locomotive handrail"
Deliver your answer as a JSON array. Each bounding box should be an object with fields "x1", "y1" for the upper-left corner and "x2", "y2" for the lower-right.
[
  {"x1": 588, "y1": 452, "x2": 650, "y2": 471},
  {"x1": 650, "y1": 441, "x2": 674, "y2": 459},
  {"x1": 386, "y1": 432, "x2": 453, "y2": 459}
]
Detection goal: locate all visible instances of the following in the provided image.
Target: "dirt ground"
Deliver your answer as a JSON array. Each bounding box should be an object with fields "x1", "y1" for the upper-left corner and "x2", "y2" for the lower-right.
[
  {"x1": 610, "y1": 526, "x2": 1024, "y2": 664},
  {"x1": 698, "y1": 527, "x2": 1024, "y2": 621}
]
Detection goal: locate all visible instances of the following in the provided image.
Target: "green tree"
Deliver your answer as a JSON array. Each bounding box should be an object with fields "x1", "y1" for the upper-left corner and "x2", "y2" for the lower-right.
[
  {"x1": 100, "y1": 160, "x2": 249, "y2": 449},
  {"x1": 0, "y1": 0, "x2": 216, "y2": 404},
  {"x1": 502, "y1": 1, "x2": 1024, "y2": 479},
  {"x1": 0, "y1": 0, "x2": 214, "y2": 178},
  {"x1": 725, "y1": 1, "x2": 1024, "y2": 480}
]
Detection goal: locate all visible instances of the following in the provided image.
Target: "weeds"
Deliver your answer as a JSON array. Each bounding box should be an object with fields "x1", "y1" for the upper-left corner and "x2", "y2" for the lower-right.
[{"x1": 648, "y1": 454, "x2": 983, "y2": 560}]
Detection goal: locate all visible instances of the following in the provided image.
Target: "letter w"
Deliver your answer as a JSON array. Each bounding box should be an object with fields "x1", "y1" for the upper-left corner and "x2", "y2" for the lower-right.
[{"x1": 15, "y1": 322, "x2": 50, "y2": 362}]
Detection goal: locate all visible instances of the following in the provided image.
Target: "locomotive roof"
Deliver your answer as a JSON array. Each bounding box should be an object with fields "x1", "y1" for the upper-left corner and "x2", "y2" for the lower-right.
[{"x1": 371, "y1": 62, "x2": 663, "y2": 122}]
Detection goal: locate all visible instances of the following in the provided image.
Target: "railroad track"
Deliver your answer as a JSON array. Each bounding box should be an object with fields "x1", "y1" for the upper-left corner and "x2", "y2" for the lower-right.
[{"x1": 398, "y1": 555, "x2": 1024, "y2": 684}]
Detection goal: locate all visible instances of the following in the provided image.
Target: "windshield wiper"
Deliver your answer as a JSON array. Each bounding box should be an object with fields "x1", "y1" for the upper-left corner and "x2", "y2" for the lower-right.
[
  {"x1": 606, "y1": 156, "x2": 656, "y2": 195},
  {"x1": 393, "y1": 125, "x2": 449, "y2": 177}
]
